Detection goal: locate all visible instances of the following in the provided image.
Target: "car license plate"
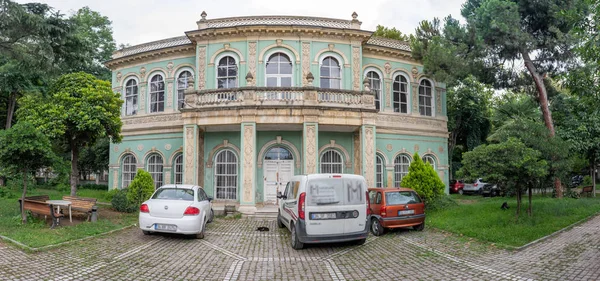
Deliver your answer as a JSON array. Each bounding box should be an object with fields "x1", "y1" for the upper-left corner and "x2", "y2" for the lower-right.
[
  {"x1": 311, "y1": 213, "x2": 336, "y2": 220},
  {"x1": 155, "y1": 224, "x2": 177, "y2": 231},
  {"x1": 398, "y1": 210, "x2": 414, "y2": 216}
]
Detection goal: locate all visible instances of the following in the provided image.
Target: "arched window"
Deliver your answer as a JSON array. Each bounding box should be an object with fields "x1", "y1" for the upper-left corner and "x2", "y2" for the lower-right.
[
  {"x1": 215, "y1": 150, "x2": 238, "y2": 200},
  {"x1": 320, "y1": 56, "x2": 341, "y2": 89},
  {"x1": 365, "y1": 71, "x2": 381, "y2": 111},
  {"x1": 422, "y1": 155, "x2": 436, "y2": 170},
  {"x1": 266, "y1": 52, "x2": 292, "y2": 87},
  {"x1": 217, "y1": 56, "x2": 238, "y2": 89},
  {"x1": 419, "y1": 79, "x2": 433, "y2": 116},
  {"x1": 320, "y1": 149, "x2": 343, "y2": 174},
  {"x1": 124, "y1": 78, "x2": 138, "y2": 116},
  {"x1": 177, "y1": 70, "x2": 193, "y2": 109},
  {"x1": 174, "y1": 154, "x2": 183, "y2": 184},
  {"x1": 376, "y1": 154, "x2": 384, "y2": 188},
  {"x1": 393, "y1": 74, "x2": 408, "y2": 113},
  {"x1": 149, "y1": 74, "x2": 165, "y2": 113},
  {"x1": 394, "y1": 155, "x2": 411, "y2": 187},
  {"x1": 147, "y1": 154, "x2": 163, "y2": 189},
  {"x1": 264, "y1": 147, "x2": 293, "y2": 160},
  {"x1": 121, "y1": 154, "x2": 137, "y2": 188}
]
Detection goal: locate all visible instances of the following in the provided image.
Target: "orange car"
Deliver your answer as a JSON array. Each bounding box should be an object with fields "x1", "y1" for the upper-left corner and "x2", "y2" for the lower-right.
[{"x1": 367, "y1": 188, "x2": 425, "y2": 236}]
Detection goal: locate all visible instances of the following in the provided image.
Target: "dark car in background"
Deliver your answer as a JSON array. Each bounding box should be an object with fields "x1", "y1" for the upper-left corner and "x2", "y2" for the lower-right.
[
  {"x1": 449, "y1": 179, "x2": 465, "y2": 194},
  {"x1": 481, "y1": 183, "x2": 500, "y2": 197}
]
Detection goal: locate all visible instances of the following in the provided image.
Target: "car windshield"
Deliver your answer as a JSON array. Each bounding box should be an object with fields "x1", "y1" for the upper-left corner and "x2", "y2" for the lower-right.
[
  {"x1": 152, "y1": 188, "x2": 195, "y2": 201},
  {"x1": 385, "y1": 191, "x2": 421, "y2": 205},
  {"x1": 306, "y1": 178, "x2": 365, "y2": 206},
  {"x1": 450, "y1": 180, "x2": 457, "y2": 184}
]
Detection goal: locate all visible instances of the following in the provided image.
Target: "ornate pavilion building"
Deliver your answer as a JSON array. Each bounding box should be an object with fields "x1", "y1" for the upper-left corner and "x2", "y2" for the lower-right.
[{"x1": 106, "y1": 12, "x2": 449, "y2": 213}]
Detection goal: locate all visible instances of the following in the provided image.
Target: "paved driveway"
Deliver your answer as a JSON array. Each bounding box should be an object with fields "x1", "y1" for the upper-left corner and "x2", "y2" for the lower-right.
[{"x1": 1, "y1": 215, "x2": 599, "y2": 281}]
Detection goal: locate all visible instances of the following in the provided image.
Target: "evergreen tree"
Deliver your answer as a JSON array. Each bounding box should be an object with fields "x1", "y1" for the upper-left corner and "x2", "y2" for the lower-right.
[{"x1": 400, "y1": 152, "x2": 445, "y2": 204}]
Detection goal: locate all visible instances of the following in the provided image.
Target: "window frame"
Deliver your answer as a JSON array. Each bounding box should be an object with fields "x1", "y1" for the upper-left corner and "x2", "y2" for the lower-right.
[
  {"x1": 320, "y1": 149, "x2": 344, "y2": 174},
  {"x1": 175, "y1": 68, "x2": 194, "y2": 110},
  {"x1": 418, "y1": 78, "x2": 434, "y2": 116},
  {"x1": 422, "y1": 155, "x2": 436, "y2": 170},
  {"x1": 376, "y1": 154, "x2": 384, "y2": 188},
  {"x1": 215, "y1": 54, "x2": 239, "y2": 89},
  {"x1": 173, "y1": 153, "x2": 183, "y2": 185},
  {"x1": 392, "y1": 72, "x2": 410, "y2": 114},
  {"x1": 319, "y1": 55, "x2": 342, "y2": 89},
  {"x1": 364, "y1": 70, "x2": 382, "y2": 111},
  {"x1": 264, "y1": 51, "x2": 294, "y2": 87},
  {"x1": 147, "y1": 154, "x2": 164, "y2": 189},
  {"x1": 121, "y1": 154, "x2": 137, "y2": 188},
  {"x1": 394, "y1": 154, "x2": 411, "y2": 187},
  {"x1": 123, "y1": 77, "x2": 138, "y2": 116},
  {"x1": 214, "y1": 149, "x2": 238, "y2": 200},
  {"x1": 148, "y1": 73, "x2": 166, "y2": 113}
]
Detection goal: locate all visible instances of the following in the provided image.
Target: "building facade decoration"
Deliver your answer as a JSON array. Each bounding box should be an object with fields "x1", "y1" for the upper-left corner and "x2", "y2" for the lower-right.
[{"x1": 105, "y1": 14, "x2": 449, "y2": 214}]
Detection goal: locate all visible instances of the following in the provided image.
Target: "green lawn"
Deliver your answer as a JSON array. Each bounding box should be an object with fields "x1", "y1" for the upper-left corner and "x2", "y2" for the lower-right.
[
  {"x1": 427, "y1": 194, "x2": 600, "y2": 248},
  {"x1": 0, "y1": 187, "x2": 136, "y2": 249}
]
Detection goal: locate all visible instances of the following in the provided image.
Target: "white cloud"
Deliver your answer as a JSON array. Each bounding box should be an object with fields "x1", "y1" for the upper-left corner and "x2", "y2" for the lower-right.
[{"x1": 15, "y1": 0, "x2": 466, "y2": 46}]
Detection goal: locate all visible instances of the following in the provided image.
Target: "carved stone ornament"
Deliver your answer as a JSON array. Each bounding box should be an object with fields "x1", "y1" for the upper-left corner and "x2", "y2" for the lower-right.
[
  {"x1": 384, "y1": 62, "x2": 392, "y2": 75},
  {"x1": 137, "y1": 144, "x2": 144, "y2": 151},
  {"x1": 167, "y1": 62, "x2": 174, "y2": 74},
  {"x1": 185, "y1": 127, "x2": 195, "y2": 184},
  {"x1": 224, "y1": 43, "x2": 230, "y2": 50},
  {"x1": 167, "y1": 82, "x2": 173, "y2": 108},
  {"x1": 122, "y1": 114, "x2": 182, "y2": 125},
  {"x1": 438, "y1": 146, "x2": 444, "y2": 153},
  {"x1": 414, "y1": 144, "x2": 419, "y2": 152},
  {"x1": 116, "y1": 72, "x2": 122, "y2": 83},
  {"x1": 140, "y1": 67, "x2": 147, "y2": 79},
  {"x1": 165, "y1": 144, "x2": 172, "y2": 151},
  {"x1": 364, "y1": 127, "x2": 375, "y2": 188},
  {"x1": 198, "y1": 46, "x2": 207, "y2": 90},
  {"x1": 302, "y1": 42, "x2": 311, "y2": 86},
  {"x1": 328, "y1": 44, "x2": 335, "y2": 51},
  {"x1": 352, "y1": 46, "x2": 361, "y2": 90},
  {"x1": 243, "y1": 125, "x2": 255, "y2": 203},
  {"x1": 305, "y1": 125, "x2": 317, "y2": 174},
  {"x1": 113, "y1": 170, "x2": 118, "y2": 189},
  {"x1": 276, "y1": 39, "x2": 283, "y2": 46},
  {"x1": 411, "y1": 66, "x2": 418, "y2": 80},
  {"x1": 386, "y1": 144, "x2": 393, "y2": 152},
  {"x1": 114, "y1": 145, "x2": 119, "y2": 152},
  {"x1": 248, "y1": 42, "x2": 257, "y2": 86}
]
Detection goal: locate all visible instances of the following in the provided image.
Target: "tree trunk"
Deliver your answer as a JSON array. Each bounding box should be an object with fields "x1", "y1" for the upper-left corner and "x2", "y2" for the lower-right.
[
  {"x1": 5, "y1": 91, "x2": 17, "y2": 130},
  {"x1": 593, "y1": 158, "x2": 597, "y2": 198},
  {"x1": 516, "y1": 187, "x2": 522, "y2": 220},
  {"x1": 70, "y1": 143, "x2": 79, "y2": 197},
  {"x1": 21, "y1": 170, "x2": 28, "y2": 224},
  {"x1": 527, "y1": 186, "x2": 532, "y2": 217},
  {"x1": 521, "y1": 51, "x2": 562, "y2": 198}
]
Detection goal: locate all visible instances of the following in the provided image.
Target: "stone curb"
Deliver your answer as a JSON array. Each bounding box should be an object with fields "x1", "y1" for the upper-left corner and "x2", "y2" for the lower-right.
[
  {"x1": 0, "y1": 224, "x2": 135, "y2": 252},
  {"x1": 514, "y1": 211, "x2": 600, "y2": 251}
]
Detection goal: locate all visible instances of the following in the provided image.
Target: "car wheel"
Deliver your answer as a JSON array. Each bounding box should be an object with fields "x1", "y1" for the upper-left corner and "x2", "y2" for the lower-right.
[
  {"x1": 355, "y1": 238, "x2": 367, "y2": 245},
  {"x1": 277, "y1": 212, "x2": 285, "y2": 228},
  {"x1": 207, "y1": 209, "x2": 214, "y2": 223},
  {"x1": 370, "y1": 218, "x2": 384, "y2": 236},
  {"x1": 413, "y1": 222, "x2": 425, "y2": 231},
  {"x1": 196, "y1": 220, "x2": 206, "y2": 239},
  {"x1": 291, "y1": 223, "x2": 304, "y2": 250},
  {"x1": 458, "y1": 189, "x2": 464, "y2": 195},
  {"x1": 142, "y1": 230, "x2": 152, "y2": 235}
]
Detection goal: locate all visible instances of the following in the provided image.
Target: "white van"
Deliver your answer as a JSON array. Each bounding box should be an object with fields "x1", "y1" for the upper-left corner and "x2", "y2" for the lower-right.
[{"x1": 277, "y1": 174, "x2": 370, "y2": 249}]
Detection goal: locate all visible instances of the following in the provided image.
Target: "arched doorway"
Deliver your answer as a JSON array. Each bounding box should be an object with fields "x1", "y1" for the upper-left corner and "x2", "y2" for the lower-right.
[{"x1": 263, "y1": 147, "x2": 294, "y2": 205}]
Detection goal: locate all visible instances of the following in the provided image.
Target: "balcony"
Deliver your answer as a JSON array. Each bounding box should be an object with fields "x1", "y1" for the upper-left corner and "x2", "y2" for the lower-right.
[{"x1": 182, "y1": 86, "x2": 376, "y2": 112}]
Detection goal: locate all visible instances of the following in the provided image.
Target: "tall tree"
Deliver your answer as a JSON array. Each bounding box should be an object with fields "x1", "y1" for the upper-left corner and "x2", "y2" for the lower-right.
[
  {"x1": 78, "y1": 137, "x2": 110, "y2": 183},
  {"x1": 18, "y1": 72, "x2": 122, "y2": 196},
  {"x1": 372, "y1": 25, "x2": 409, "y2": 41},
  {"x1": 0, "y1": 122, "x2": 55, "y2": 223}
]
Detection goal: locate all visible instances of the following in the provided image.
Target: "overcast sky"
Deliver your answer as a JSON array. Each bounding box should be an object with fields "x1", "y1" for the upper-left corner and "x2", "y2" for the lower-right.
[{"x1": 16, "y1": 0, "x2": 465, "y2": 47}]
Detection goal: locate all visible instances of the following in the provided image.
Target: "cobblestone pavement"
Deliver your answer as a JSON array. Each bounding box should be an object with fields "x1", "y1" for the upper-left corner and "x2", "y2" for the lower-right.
[{"x1": 1, "y1": 215, "x2": 599, "y2": 281}]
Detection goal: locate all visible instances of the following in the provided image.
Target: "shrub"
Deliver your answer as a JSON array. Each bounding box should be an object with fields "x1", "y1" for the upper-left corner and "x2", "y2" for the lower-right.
[
  {"x1": 582, "y1": 175, "x2": 592, "y2": 187},
  {"x1": 400, "y1": 152, "x2": 445, "y2": 204},
  {"x1": 126, "y1": 170, "x2": 155, "y2": 207},
  {"x1": 111, "y1": 188, "x2": 137, "y2": 213},
  {"x1": 104, "y1": 188, "x2": 120, "y2": 202},
  {"x1": 78, "y1": 183, "x2": 109, "y2": 190},
  {"x1": 426, "y1": 195, "x2": 458, "y2": 211}
]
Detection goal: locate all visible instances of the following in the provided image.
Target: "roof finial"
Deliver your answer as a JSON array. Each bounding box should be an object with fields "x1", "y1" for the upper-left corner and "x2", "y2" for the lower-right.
[
  {"x1": 201, "y1": 11, "x2": 207, "y2": 21},
  {"x1": 351, "y1": 11, "x2": 358, "y2": 20}
]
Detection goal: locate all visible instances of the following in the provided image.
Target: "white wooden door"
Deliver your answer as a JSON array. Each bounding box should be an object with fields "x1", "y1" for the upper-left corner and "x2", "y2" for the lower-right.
[{"x1": 263, "y1": 160, "x2": 294, "y2": 205}]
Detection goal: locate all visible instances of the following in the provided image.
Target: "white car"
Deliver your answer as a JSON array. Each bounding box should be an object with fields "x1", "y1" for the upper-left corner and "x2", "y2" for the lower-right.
[
  {"x1": 139, "y1": 185, "x2": 214, "y2": 239},
  {"x1": 277, "y1": 174, "x2": 370, "y2": 250},
  {"x1": 462, "y1": 178, "x2": 488, "y2": 195}
]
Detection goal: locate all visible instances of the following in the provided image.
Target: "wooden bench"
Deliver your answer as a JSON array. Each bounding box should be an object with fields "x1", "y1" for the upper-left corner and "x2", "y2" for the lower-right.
[
  {"x1": 24, "y1": 195, "x2": 49, "y2": 202},
  {"x1": 63, "y1": 196, "x2": 97, "y2": 221},
  {"x1": 580, "y1": 186, "x2": 594, "y2": 197},
  {"x1": 18, "y1": 199, "x2": 63, "y2": 228}
]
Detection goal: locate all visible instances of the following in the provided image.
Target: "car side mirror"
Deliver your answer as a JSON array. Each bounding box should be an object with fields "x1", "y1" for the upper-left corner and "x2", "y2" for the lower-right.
[
  {"x1": 208, "y1": 197, "x2": 213, "y2": 202},
  {"x1": 277, "y1": 192, "x2": 287, "y2": 199}
]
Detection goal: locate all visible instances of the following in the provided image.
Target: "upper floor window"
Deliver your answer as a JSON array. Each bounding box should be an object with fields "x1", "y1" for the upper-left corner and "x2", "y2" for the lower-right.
[
  {"x1": 217, "y1": 56, "x2": 238, "y2": 89},
  {"x1": 124, "y1": 78, "x2": 138, "y2": 116},
  {"x1": 419, "y1": 79, "x2": 433, "y2": 116},
  {"x1": 393, "y1": 74, "x2": 409, "y2": 113},
  {"x1": 320, "y1": 56, "x2": 341, "y2": 89},
  {"x1": 149, "y1": 74, "x2": 165, "y2": 113},
  {"x1": 266, "y1": 52, "x2": 292, "y2": 87},
  {"x1": 422, "y1": 155, "x2": 436, "y2": 170},
  {"x1": 177, "y1": 70, "x2": 193, "y2": 109},
  {"x1": 365, "y1": 71, "x2": 381, "y2": 110}
]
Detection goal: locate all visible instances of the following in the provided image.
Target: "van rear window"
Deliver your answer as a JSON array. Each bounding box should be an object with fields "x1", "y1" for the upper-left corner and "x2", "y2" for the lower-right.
[
  {"x1": 385, "y1": 191, "x2": 421, "y2": 205},
  {"x1": 306, "y1": 178, "x2": 365, "y2": 206}
]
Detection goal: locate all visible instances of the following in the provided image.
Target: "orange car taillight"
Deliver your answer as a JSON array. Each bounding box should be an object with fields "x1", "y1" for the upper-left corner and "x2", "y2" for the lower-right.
[
  {"x1": 140, "y1": 204, "x2": 149, "y2": 213},
  {"x1": 183, "y1": 206, "x2": 200, "y2": 216},
  {"x1": 298, "y1": 192, "x2": 306, "y2": 220},
  {"x1": 366, "y1": 191, "x2": 371, "y2": 216},
  {"x1": 381, "y1": 206, "x2": 387, "y2": 217}
]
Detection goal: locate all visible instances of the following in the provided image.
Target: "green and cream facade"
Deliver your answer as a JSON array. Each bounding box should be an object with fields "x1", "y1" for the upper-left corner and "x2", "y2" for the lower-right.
[{"x1": 106, "y1": 13, "x2": 449, "y2": 213}]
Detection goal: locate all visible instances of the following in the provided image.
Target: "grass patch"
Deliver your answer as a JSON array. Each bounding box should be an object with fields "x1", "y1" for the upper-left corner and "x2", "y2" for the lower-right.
[
  {"x1": 427, "y1": 194, "x2": 600, "y2": 248},
  {"x1": 0, "y1": 187, "x2": 136, "y2": 249}
]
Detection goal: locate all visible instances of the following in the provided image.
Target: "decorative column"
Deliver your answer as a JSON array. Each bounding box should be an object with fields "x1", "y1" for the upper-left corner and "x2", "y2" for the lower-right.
[
  {"x1": 198, "y1": 133, "x2": 204, "y2": 187},
  {"x1": 361, "y1": 125, "x2": 376, "y2": 188},
  {"x1": 303, "y1": 122, "x2": 318, "y2": 174},
  {"x1": 239, "y1": 122, "x2": 257, "y2": 213},
  {"x1": 353, "y1": 132, "x2": 361, "y2": 175},
  {"x1": 386, "y1": 166, "x2": 394, "y2": 188},
  {"x1": 411, "y1": 82, "x2": 419, "y2": 115},
  {"x1": 183, "y1": 125, "x2": 198, "y2": 185},
  {"x1": 164, "y1": 165, "x2": 172, "y2": 184},
  {"x1": 197, "y1": 45, "x2": 207, "y2": 90}
]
